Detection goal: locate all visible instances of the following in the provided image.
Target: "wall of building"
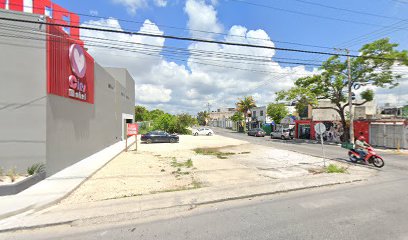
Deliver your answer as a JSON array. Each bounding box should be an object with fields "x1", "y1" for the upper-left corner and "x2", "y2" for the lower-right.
[
  {"x1": 46, "y1": 64, "x2": 135, "y2": 175},
  {"x1": 0, "y1": 10, "x2": 47, "y2": 172}
]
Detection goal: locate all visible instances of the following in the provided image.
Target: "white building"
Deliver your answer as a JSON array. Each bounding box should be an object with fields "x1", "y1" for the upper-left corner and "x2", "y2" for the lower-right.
[{"x1": 208, "y1": 108, "x2": 236, "y2": 129}]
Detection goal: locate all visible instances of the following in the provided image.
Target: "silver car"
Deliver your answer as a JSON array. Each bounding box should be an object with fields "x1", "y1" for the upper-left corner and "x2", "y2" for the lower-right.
[{"x1": 270, "y1": 128, "x2": 293, "y2": 140}]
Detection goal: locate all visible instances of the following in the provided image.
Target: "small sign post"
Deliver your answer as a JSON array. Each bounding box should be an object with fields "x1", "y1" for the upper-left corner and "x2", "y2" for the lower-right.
[
  {"x1": 314, "y1": 123, "x2": 327, "y2": 167},
  {"x1": 126, "y1": 123, "x2": 138, "y2": 152}
]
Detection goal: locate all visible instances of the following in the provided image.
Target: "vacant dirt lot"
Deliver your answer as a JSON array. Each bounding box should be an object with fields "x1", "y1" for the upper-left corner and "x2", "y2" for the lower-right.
[{"x1": 62, "y1": 134, "x2": 372, "y2": 204}]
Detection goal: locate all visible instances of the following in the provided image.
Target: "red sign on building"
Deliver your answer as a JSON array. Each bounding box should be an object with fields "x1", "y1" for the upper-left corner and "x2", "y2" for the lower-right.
[
  {"x1": 46, "y1": 20, "x2": 95, "y2": 104},
  {"x1": 0, "y1": 0, "x2": 94, "y2": 103},
  {"x1": 0, "y1": 0, "x2": 80, "y2": 40},
  {"x1": 127, "y1": 124, "x2": 139, "y2": 136}
]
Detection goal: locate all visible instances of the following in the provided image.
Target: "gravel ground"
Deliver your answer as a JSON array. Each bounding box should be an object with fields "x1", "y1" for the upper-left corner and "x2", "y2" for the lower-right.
[{"x1": 61, "y1": 134, "x2": 372, "y2": 204}]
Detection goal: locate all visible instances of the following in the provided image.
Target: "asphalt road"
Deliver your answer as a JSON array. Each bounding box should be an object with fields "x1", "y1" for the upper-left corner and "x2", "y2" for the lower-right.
[
  {"x1": 4, "y1": 174, "x2": 408, "y2": 240},
  {"x1": 213, "y1": 127, "x2": 408, "y2": 171},
  {"x1": 2, "y1": 128, "x2": 408, "y2": 240}
]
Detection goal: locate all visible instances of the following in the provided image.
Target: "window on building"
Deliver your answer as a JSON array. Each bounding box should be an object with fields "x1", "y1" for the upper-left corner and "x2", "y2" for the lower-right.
[{"x1": 260, "y1": 110, "x2": 264, "y2": 116}]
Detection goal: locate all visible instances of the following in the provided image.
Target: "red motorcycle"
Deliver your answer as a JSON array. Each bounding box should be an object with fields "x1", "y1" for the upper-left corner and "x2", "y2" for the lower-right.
[{"x1": 348, "y1": 146, "x2": 385, "y2": 168}]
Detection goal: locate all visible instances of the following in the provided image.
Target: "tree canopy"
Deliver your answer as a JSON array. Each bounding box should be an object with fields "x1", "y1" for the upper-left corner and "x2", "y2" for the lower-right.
[
  {"x1": 277, "y1": 38, "x2": 408, "y2": 140},
  {"x1": 134, "y1": 105, "x2": 196, "y2": 134},
  {"x1": 267, "y1": 103, "x2": 289, "y2": 124},
  {"x1": 236, "y1": 96, "x2": 257, "y2": 116},
  {"x1": 197, "y1": 111, "x2": 210, "y2": 126}
]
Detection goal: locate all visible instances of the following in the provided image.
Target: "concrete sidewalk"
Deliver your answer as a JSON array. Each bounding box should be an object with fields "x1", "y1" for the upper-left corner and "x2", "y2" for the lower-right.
[
  {"x1": 0, "y1": 136, "x2": 136, "y2": 221},
  {"x1": 0, "y1": 171, "x2": 372, "y2": 232}
]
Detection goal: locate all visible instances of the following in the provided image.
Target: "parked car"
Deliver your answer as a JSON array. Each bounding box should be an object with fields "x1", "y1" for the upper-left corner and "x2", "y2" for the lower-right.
[
  {"x1": 270, "y1": 128, "x2": 294, "y2": 140},
  {"x1": 192, "y1": 128, "x2": 214, "y2": 136},
  {"x1": 247, "y1": 128, "x2": 266, "y2": 137},
  {"x1": 141, "y1": 131, "x2": 179, "y2": 144}
]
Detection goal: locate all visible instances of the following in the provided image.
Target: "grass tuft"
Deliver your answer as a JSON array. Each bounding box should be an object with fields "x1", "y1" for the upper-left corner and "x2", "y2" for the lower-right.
[
  {"x1": 7, "y1": 167, "x2": 17, "y2": 182},
  {"x1": 171, "y1": 158, "x2": 194, "y2": 168},
  {"x1": 194, "y1": 148, "x2": 235, "y2": 159},
  {"x1": 27, "y1": 163, "x2": 45, "y2": 175},
  {"x1": 326, "y1": 164, "x2": 348, "y2": 174}
]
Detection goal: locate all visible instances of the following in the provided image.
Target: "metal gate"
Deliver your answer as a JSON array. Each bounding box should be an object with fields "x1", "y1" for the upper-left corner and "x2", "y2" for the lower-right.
[{"x1": 370, "y1": 123, "x2": 405, "y2": 148}]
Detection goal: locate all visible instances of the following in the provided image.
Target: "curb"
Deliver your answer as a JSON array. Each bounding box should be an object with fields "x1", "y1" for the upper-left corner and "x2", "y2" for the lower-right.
[
  {"x1": 0, "y1": 138, "x2": 136, "y2": 221},
  {"x1": 0, "y1": 178, "x2": 364, "y2": 233}
]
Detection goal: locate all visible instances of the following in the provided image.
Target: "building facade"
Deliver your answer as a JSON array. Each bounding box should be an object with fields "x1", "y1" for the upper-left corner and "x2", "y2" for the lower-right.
[
  {"x1": 208, "y1": 108, "x2": 235, "y2": 129},
  {"x1": 0, "y1": 4, "x2": 135, "y2": 175}
]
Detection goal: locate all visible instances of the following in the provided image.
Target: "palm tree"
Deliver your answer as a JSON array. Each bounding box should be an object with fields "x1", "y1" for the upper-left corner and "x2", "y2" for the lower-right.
[
  {"x1": 197, "y1": 111, "x2": 210, "y2": 126},
  {"x1": 236, "y1": 96, "x2": 256, "y2": 131},
  {"x1": 230, "y1": 112, "x2": 245, "y2": 132}
]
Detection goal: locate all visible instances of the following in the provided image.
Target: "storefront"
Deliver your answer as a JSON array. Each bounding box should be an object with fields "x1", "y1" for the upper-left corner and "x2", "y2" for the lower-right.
[
  {"x1": 0, "y1": 2, "x2": 135, "y2": 175},
  {"x1": 294, "y1": 120, "x2": 345, "y2": 143}
]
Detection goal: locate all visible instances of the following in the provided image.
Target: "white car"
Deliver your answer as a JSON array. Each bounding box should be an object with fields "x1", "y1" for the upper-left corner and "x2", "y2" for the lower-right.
[{"x1": 192, "y1": 128, "x2": 214, "y2": 136}]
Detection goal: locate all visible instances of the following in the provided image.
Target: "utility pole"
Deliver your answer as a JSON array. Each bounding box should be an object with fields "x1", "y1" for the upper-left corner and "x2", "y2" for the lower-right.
[
  {"x1": 347, "y1": 49, "x2": 354, "y2": 144},
  {"x1": 206, "y1": 102, "x2": 211, "y2": 113}
]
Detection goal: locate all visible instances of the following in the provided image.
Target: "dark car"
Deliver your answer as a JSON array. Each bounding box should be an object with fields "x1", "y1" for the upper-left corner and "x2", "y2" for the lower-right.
[
  {"x1": 141, "y1": 131, "x2": 179, "y2": 144},
  {"x1": 247, "y1": 128, "x2": 266, "y2": 137}
]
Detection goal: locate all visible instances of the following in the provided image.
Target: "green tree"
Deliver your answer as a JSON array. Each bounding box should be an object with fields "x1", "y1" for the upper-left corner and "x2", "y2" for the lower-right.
[
  {"x1": 402, "y1": 105, "x2": 408, "y2": 118},
  {"x1": 230, "y1": 112, "x2": 244, "y2": 122},
  {"x1": 267, "y1": 103, "x2": 289, "y2": 124},
  {"x1": 230, "y1": 112, "x2": 245, "y2": 132},
  {"x1": 145, "y1": 109, "x2": 165, "y2": 121},
  {"x1": 178, "y1": 113, "x2": 198, "y2": 127},
  {"x1": 236, "y1": 96, "x2": 257, "y2": 131},
  {"x1": 134, "y1": 105, "x2": 148, "y2": 121},
  {"x1": 277, "y1": 38, "x2": 408, "y2": 141},
  {"x1": 153, "y1": 113, "x2": 177, "y2": 133},
  {"x1": 197, "y1": 111, "x2": 210, "y2": 126}
]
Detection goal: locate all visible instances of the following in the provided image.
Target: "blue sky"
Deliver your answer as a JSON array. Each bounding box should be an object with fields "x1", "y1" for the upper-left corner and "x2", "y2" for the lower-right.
[
  {"x1": 53, "y1": 0, "x2": 408, "y2": 53},
  {"x1": 50, "y1": 0, "x2": 408, "y2": 113}
]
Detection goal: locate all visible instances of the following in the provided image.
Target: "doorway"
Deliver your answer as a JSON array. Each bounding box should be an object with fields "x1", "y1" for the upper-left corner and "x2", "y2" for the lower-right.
[{"x1": 122, "y1": 113, "x2": 134, "y2": 140}]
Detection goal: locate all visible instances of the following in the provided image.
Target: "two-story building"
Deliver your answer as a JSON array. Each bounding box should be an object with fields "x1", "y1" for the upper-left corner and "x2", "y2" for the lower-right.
[{"x1": 208, "y1": 108, "x2": 236, "y2": 129}]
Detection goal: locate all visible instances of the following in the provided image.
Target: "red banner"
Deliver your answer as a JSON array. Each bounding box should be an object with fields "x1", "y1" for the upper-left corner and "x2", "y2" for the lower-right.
[{"x1": 127, "y1": 124, "x2": 138, "y2": 136}]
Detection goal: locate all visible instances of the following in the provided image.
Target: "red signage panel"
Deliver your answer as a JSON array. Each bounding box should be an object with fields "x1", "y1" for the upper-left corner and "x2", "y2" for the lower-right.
[
  {"x1": 0, "y1": 0, "x2": 80, "y2": 40},
  {"x1": 127, "y1": 124, "x2": 138, "y2": 136},
  {"x1": 46, "y1": 19, "x2": 94, "y2": 104}
]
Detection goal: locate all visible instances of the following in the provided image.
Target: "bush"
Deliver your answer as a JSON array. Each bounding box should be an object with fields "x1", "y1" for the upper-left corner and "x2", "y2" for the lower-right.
[
  {"x1": 138, "y1": 121, "x2": 154, "y2": 134},
  {"x1": 27, "y1": 163, "x2": 45, "y2": 175}
]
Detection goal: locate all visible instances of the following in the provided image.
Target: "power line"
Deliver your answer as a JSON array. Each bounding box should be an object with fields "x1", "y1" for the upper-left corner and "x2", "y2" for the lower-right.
[
  {"x1": 0, "y1": 16, "x2": 404, "y2": 61},
  {"x1": 0, "y1": 22, "x2": 325, "y2": 67},
  {"x1": 0, "y1": 29, "x2": 317, "y2": 76},
  {"x1": 228, "y1": 0, "x2": 407, "y2": 29},
  {"x1": 289, "y1": 0, "x2": 404, "y2": 20},
  {"x1": 390, "y1": 0, "x2": 408, "y2": 4},
  {"x1": 3, "y1": 2, "x2": 360, "y2": 51}
]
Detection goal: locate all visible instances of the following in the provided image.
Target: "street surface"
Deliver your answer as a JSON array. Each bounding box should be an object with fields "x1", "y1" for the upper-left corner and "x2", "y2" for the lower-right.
[
  {"x1": 2, "y1": 129, "x2": 407, "y2": 240},
  {"x1": 214, "y1": 127, "x2": 408, "y2": 171}
]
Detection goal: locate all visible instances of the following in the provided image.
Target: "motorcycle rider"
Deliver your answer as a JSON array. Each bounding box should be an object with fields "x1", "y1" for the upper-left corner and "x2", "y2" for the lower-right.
[{"x1": 355, "y1": 136, "x2": 370, "y2": 163}]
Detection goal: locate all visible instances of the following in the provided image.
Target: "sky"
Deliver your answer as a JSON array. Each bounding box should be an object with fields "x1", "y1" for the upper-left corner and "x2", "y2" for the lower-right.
[{"x1": 50, "y1": 0, "x2": 408, "y2": 114}]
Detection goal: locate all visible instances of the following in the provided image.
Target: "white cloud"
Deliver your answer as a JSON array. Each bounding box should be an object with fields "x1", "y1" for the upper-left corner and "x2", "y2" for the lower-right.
[
  {"x1": 184, "y1": 0, "x2": 223, "y2": 39},
  {"x1": 89, "y1": 10, "x2": 99, "y2": 16},
  {"x1": 80, "y1": 3, "x2": 323, "y2": 114},
  {"x1": 154, "y1": 0, "x2": 167, "y2": 7},
  {"x1": 137, "y1": 84, "x2": 172, "y2": 103},
  {"x1": 113, "y1": 0, "x2": 167, "y2": 14}
]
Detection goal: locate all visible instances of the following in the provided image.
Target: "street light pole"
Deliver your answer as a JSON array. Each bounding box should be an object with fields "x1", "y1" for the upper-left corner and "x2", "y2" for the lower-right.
[{"x1": 347, "y1": 49, "x2": 354, "y2": 144}]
